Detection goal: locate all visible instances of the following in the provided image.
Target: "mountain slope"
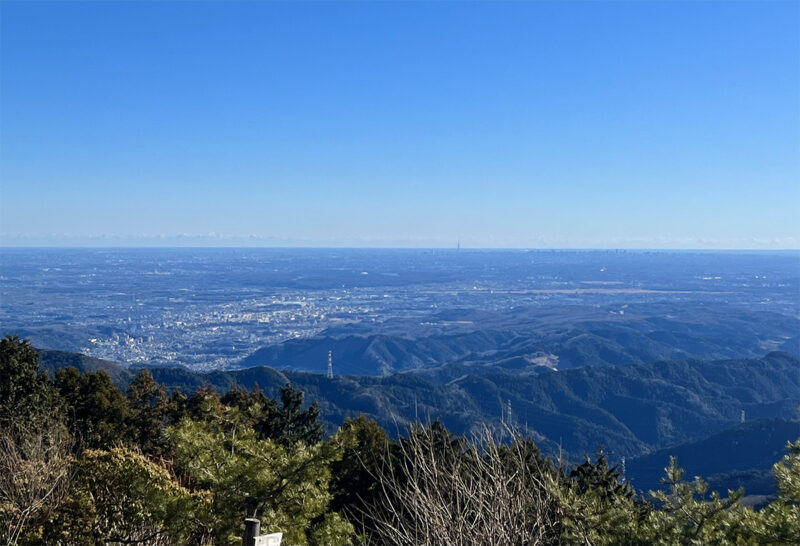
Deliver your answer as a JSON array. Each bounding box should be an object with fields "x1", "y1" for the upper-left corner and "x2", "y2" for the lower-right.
[
  {"x1": 38, "y1": 349, "x2": 134, "y2": 386},
  {"x1": 37, "y1": 346, "x2": 799, "y2": 462},
  {"x1": 626, "y1": 418, "x2": 800, "y2": 495},
  {"x1": 237, "y1": 331, "x2": 517, "y2": 375},
  {"x1": 235, "y1": 304, "x2": 800, "y2": 376},
  {"x1": 155, "y1": 352, "x2": 800, "y2": 460}
]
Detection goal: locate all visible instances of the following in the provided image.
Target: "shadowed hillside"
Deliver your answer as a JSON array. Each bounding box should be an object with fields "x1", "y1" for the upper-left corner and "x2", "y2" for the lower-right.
[
  {"x1": 235, "y1": 305, "x2": 800, "y2": 376},
  {"x1": 626, "y1": 418, "x2": 800, "y2": 495},
  {"x1": 40, "y1": 349, "x2": 799, "y2": 461}
]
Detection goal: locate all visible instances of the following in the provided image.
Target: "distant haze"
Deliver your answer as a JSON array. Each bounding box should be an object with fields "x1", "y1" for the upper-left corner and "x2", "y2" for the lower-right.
[{"x1": 1, "y1": 1, "x2": 798, "y2": 249}]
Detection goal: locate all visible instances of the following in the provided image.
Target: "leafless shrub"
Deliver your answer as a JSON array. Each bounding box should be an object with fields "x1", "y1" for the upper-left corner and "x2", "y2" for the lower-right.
[
  {"x1": 0, "y1": 415, "x2": 74, "y2": 545},
  {"x1": 361, "y1": 424, "x2": 562, "y2": 546}
]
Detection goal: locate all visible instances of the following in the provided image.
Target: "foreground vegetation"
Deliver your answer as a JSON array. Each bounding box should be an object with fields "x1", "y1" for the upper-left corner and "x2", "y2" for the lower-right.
[{"x1": 1, "y1": 335, "x2": 798, "y2": 545}]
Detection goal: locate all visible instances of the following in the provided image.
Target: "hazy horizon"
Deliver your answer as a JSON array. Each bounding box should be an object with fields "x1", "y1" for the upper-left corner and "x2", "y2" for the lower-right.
[{"x1": 1, "y1": 241, "x2": 799, "y2": 252}]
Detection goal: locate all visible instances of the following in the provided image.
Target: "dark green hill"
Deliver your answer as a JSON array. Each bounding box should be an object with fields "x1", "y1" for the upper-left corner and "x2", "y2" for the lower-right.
[
  {"x1": 238, "y1": 331, "x2": 517, "y2": 375},
  {"x1": 235, "y1": 305, "x2": 799, "y2": 376},
  {"x1": 38, "y1": 346, "x2": 800, "y2": 462},
  {"x1": 626, "y1": 418, "x2": 800, "y2": 495},
  {"x1": 155, "y1": 352, "x2": 799, "y2": 460},
  {"x1": 38, "y1": 349, "x2": 134, "y2": 386}
]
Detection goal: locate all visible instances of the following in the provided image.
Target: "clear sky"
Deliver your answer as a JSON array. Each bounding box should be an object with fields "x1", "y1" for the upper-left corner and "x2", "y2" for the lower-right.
[{"x1": 1, "y1": 1, "x2": 797, "y2": 249}]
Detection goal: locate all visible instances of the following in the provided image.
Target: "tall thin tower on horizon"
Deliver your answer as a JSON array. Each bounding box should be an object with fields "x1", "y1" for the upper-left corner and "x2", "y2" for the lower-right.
[{"x1": 327, "y1": 350, "x2": 333, "y2": 379}]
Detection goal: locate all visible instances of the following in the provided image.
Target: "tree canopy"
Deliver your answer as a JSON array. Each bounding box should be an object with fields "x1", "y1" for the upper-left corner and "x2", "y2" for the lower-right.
[{"x1": 1, "y1": 334, "x2": 799, "y2": 545}]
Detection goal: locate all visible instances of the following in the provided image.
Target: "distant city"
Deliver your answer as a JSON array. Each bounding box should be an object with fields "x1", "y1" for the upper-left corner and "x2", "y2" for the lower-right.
[{"x1": 1, "y1": 248, "x2": 798, "y2": 371}]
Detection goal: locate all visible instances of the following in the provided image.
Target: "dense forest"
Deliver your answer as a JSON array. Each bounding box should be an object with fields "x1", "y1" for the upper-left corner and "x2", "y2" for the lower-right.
[
  {"x1": 2, "y1": 335, "x2": 799, "y2": 545},
  {"x1": 37, "y1": 347, "x2": 800, "y2": 464}
]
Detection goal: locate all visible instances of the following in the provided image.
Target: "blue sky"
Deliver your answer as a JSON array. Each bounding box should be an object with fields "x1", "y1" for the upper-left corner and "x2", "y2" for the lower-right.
[{"x1": 1, "y1": 1, "x2": 797, "y2": 248}]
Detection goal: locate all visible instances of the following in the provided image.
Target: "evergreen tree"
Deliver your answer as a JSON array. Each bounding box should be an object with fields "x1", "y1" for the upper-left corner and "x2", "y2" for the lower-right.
[
  {"x1": 0, "y1": 335, "x2": 54, "y2": 425},
  {"x1": 126, "y1": 369, "x2": 172, "y2": 457},
  {"x1": 46, "y1": 447, "x2": 211, "y2": 545},
  {"x1": 570, "y1": 452, "x2": 634, "y2": 501},
  {"x1": 168, "y1": 404, "x2": 353, "y2": 545},
  {"x1": 736, "y1": 439, "x2": 800, "y2": 544},
  {"x1": 221, "y1": 384, "x2": 270, "y2": 428},
  {"x1": 184, "y1": 385, "x2": 224, "y2": 422},
  {"x1": 256, "y1": 384, "x2": 324, "y2": 446},
  {"x1": 54, "y1": 367, "x2": 129, "y2": 450},
  {"x1": 330, "y1": 416, "x2": 392, "y2": 527},
  {"x1": 644, "y1": 457, "x2": 745, "y2": 545}
]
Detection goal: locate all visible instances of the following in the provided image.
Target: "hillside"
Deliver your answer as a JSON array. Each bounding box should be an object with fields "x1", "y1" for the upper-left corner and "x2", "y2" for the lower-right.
[
  {"x1": 38, "y1": 348, "x2": 134, "y2": 386},
  {"x1": 235, "y1": 304, "x2": 800, "y2": 376},
  {"x1": 626, "y1": 418, "x2": 800, "y2": 495},
  {"x1": 38, "y1": 347, "x2": 800, "y2": 461},
  {"x1": 156, "y1": 352, "x2": 800, "y2": 460}
]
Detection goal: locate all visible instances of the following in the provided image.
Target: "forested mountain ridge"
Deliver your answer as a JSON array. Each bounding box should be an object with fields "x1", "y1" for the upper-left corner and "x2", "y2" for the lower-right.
[
  {"x1": 626, "y1": 418, "x2": 800, "y2": 495},
  {"x1": 8, "y1": 335, "x2": 800, "y2": 545},
  {"x1": 235, "y1": 304, "x2": 800, "y2": 376},
  {"x1": 37, "y1": 349, "x2": 134, "y2": 386},
  {"x1": 238, "y1": 330, "x2": 518, "y2": 376},
  {"x1": 38, "y1": 349, "x2": 800, "y2": 460}
]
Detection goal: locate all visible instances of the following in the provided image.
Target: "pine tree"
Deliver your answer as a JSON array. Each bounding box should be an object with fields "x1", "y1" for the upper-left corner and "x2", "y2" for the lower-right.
[
  {"x1": 0, "y1": 335, "x2": 54, "y2": 425},
  {"x1": 256, "y1": 384, "x2": 324, "y2": 446}
]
